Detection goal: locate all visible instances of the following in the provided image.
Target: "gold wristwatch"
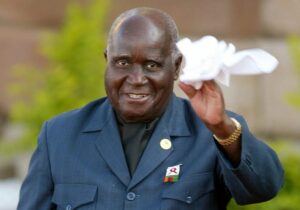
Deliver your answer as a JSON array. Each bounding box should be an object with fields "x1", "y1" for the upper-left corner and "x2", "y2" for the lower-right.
[{"x1": 213, "y1": 118, "x2": 242, "y2": 146}]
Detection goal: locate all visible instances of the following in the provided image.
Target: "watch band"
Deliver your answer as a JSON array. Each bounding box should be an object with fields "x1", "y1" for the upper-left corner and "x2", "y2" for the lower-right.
[{"x1": 213, "y1": 118, "x2": 242, "y2": 146}]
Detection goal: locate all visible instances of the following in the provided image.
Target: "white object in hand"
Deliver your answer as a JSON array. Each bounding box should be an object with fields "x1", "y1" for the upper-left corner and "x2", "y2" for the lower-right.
[{"x1": 176, "y1": 35, "x2": 278, "y2": 89}]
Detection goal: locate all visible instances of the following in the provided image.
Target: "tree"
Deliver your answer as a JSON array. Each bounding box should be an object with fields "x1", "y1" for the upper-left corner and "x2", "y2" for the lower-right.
[
  {"x1": 287, "y1": 35, "x2": 300, "y2": 109},
  {"x1": 0, "y1": 0, "x2": 109, "y2": 154}
]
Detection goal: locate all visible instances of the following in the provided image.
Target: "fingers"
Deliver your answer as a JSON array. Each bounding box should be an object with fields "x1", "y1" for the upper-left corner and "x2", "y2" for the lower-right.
[
  {"x1": 179, "y1": 80, "x2": 224, "y2": 101},
  {"x1": 178, "y1": 81, "x2": 196, "y2": 98},
  {"x1": 202, "y1": 80, "x2": 225, "y2": 105},
  {"x1": 202, "y1": 80, "x2": 218, "y2": 91}
]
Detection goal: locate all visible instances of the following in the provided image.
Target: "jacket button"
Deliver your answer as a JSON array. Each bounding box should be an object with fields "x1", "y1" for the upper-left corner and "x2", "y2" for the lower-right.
[
  {"x1": 186, "y1": 196, "x2": 192, "y2": 204},
  {"x1": 126, "y1": 192, "x2": 136, "y2": 201},
  {"x1": 66, "y1": 204, "x2": 72, "y2": 210}
]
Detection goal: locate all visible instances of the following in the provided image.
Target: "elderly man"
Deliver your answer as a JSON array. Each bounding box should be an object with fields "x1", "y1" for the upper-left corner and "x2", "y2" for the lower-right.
[{"x1": 18, "y1": 7, "x2": 283, "y2": 210}]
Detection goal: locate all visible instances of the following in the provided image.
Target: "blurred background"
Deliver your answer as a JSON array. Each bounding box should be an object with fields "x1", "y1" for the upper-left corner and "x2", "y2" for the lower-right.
[{"x1": 0, "y1": 0, "x2": 300, "y2": 209}]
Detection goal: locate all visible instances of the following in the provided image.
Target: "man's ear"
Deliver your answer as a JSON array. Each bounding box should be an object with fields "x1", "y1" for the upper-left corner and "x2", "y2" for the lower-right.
[
  {"x1": 104, "y1": 49, "x2": 108, "y2": 61},
  {"x1": 174, "y1": 53, "x2": 183, "y2": 80}
]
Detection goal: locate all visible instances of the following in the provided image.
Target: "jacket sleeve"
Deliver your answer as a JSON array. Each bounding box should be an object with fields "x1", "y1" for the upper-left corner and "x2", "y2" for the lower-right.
[
  {"x1": 216, "y1": 113, "x2": 284, "y2": 205},
  {"x1": 17, "y1": 122, "x2": 55, "y2": 210}
]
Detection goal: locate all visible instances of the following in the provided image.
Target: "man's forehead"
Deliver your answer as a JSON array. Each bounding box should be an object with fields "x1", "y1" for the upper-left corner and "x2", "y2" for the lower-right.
[
  {"x1": 112, "y1": 15, "x2": 166, "y2": 41},
  {"x1": 108, "y1": 15, "x2": 171, "y2": 55}
]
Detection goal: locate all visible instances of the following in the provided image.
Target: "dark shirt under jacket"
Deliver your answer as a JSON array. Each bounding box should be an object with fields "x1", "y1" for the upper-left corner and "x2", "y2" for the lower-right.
[{"x1": 117, "y1": 116, "x2": 159, "y2": 175}]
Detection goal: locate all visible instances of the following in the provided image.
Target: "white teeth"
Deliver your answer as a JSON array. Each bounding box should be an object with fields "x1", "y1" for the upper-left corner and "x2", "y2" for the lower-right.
[{"x1": 128, "y1": 94, "x2": 147, "y2": 99}]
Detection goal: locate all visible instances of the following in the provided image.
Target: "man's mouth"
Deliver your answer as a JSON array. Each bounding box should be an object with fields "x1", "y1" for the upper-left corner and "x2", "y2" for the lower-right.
[{"x1": 128, "y1": 93, "x2": 148, "y2": 99}]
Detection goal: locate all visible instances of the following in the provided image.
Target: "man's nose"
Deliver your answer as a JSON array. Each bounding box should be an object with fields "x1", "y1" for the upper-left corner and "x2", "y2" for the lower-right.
[{"x1": 127, "y1": 64, "x2": 147, "y2": 85}]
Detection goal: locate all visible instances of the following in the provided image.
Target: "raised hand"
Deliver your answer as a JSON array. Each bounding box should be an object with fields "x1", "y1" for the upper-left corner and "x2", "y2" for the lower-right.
[
  {"x1": 179, "y1": 80, "x2": 226, "y2": 126},
  {"x1": 179, "y1": 80, "x2": 241, "y2": 164}
]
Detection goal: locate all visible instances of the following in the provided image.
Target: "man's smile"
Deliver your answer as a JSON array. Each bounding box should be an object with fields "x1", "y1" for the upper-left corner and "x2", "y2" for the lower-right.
[{"x1": 128, "y1": 93, "x2": 149, "y2": 99}]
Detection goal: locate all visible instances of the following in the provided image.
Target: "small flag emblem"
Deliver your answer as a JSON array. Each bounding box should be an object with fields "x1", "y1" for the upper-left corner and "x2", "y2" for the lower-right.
[{"x1": 164, "y1": 164, "x2": 182, "y2": 183}]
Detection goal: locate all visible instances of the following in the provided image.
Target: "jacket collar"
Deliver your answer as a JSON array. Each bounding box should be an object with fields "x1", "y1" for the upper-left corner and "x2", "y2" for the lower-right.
[
  {"x1": 82, "y1": 95, "x2": 192, "y2": 188},
  {"x1": 82, "y1": 95, "x2": 191, "y2": 137},
  {"x1": 82, "y1": 98, "x2": 113, "y2": 132}
]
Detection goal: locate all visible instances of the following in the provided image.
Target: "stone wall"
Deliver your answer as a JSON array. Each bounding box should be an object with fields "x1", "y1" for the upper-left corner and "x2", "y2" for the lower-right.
[{"x1": 0, "y1": 0, "x2": 299, "y2": 138}]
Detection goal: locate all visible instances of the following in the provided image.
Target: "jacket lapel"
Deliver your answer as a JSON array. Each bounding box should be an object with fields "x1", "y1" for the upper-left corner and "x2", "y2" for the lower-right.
[
  {"x1": 128, "y1": 95, "x2": 191, "y2": 189},
  {"x1": 82, "y1": 99, "x2": 131, "y2": 187},
  {"x1": 81, "y1": 95, "x2": 192, "y2": 189},
  {"x1": 128, "y1": 120, "x2": 173, "y2": 189}
]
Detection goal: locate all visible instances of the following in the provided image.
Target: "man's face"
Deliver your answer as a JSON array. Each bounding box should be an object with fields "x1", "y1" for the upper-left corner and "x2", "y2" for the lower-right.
[{"x1": 105, "y1": 16, "x2": 179, "y2": 122}]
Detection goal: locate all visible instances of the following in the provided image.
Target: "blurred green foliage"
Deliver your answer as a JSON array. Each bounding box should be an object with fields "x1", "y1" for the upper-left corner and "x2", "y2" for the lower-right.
[
  {"x1": 0, "y1": 0, "x2": 109, "y2": 154},
  {"x1": 287, "y1": 35, "x2": 300, "y2": 109},
  {"x1": 229, "y1": 141, "x2": 300, "y2": 210}
]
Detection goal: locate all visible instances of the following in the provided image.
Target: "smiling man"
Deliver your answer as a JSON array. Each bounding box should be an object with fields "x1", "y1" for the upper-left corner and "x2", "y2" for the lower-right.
[
  {"x1": 104, "y1": 11, "x2": 179, "y2": 123},
  {"x1": 18, "y1": 8, "x2": 283, "y2": 210}
]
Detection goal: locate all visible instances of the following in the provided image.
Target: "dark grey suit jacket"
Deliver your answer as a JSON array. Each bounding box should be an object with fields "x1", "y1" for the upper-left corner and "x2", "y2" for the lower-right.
[{"x1": 17, "y1": 95, "x2": 284, "y2": 210}]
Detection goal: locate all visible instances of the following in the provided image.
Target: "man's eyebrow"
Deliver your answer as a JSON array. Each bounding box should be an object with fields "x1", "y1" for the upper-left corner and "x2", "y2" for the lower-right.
[
  {"x1": 110, "y1": 54, "x2": 131, "y2": 59},
  {"x1": 146, "y1": 57, "x2": 163, "y2": 63},
  {"x1": 144, "y1": 51, "x2": 164, "y2": 61}
]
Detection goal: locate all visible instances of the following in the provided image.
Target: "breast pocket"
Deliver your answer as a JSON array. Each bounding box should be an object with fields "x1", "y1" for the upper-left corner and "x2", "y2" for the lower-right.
[
  {"x1": 52, "y1": 184, "x2": 97, "y2": 210},
  {"x1": 161, "y1": 172, "x2": 215, "y2": 210}
]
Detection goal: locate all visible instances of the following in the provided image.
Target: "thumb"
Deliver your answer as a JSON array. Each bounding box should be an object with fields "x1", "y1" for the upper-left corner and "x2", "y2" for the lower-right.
[{"x1": 178, "y1": 81, "x2": 197, "y2": 99}]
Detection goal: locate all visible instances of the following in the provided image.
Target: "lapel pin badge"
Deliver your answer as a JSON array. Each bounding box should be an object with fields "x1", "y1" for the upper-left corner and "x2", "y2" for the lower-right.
[
  {"x1": 164, "y1": 164, "x2": 182, "y2": 183},
  {"x1": 160, "y1": 138, "x2": 172, "y2": 150}
]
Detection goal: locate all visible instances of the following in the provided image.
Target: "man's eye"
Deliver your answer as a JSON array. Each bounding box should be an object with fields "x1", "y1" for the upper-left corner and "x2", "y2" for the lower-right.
[
  {"x1": 116, "y1": 59, "x2": 130, "y2": 67},
  {"x1": 145, "y1": 62, "x2": 160, "y2": 71}
]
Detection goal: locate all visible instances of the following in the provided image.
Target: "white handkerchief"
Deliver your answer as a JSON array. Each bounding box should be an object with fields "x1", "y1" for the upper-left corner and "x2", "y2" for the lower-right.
[{"x1": 176, "y1": 35, "x2": 278, "y2": 89}]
